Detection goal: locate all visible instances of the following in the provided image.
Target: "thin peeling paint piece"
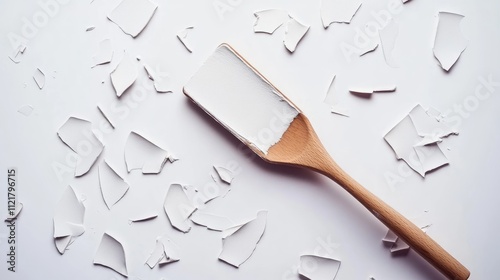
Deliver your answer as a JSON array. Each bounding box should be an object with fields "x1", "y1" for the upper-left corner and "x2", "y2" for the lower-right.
[
  {"x1": 177, "y1": 27, "x2": 194, "y2": 53},
  {"x1": 86, "y1": 26, "x2": 96, "y2": 32},
  {"x1": 164, "y1": 184, "x2": 197, "y2": 233},
  {"x1": 98, "y1": 161, "x2": 129, "y2": 210},
  {"x1": 97, "y1": 104, "x2": 116, "y2": 129},
  {"x1": 390, "y1": 237, "x2": 410, "y2": 254},
  {"x1": 190, "y1": 211, "x2": 234, "y2": 231},
  {"x1": 5, "y1": 202, "x2": 23, "y2": 221},
  {"x1": 129, "y1": 212, "x2": 158, "y2": 223},
  {"x1": 321, "y1": 0, "x2": 362, "y2": 28},
  {"x1": 92, "y1": 39, "x2": 113, "y2": 67},
  {"x1": 53, "y1": 186, "x2": 85, "y2": 254},
  {"x1": 323, "y1": 74, "x2": 336, "y2": 105},
  {"x1": 360, "y1": 43, "x2": 378, "y2": 57},
  {"x1": 349, "y1": 85, "x2": 396, "y2": 96},
  {"x1": 253, "y1": 9, "x2": 289, "y2": 34},
  {"x1": 331, "y1": 104, "x2": 350, "y2": 117},
  {"x1": 17, "y1": 105, "x2": 34, "y2": 116},
  {"x1": 284, "y1": 18, "x2": 309, "y2": 53},
  {"x1": 213, "y1": 166, "x2": 234, "y2": 184},
  {"x1": 433, "y1": 12, "x2": 467, "y2": 71},
  {"x1": 94, "y1": 233, "x2": 128, "y2": 277},
  {"x1": 379, "y1": 19, "x2": 399, "y2": 67},
  {"x1": 125, "y1": 131, "x2": 170, "y2": 174},
  {"x1": 382, "y1": 229, "x2": 398, "y2": 244},
  {"x1": 57, "y1": 117, "x2": 104, "y2": 177},
  {"x1": 219, "y1": 210, "x2": 267, "y2": 267},
  {"x1": 298, "y1": 255, "x2": 341, "y2": 280},
  {"x1": 143, "y1": 64, "x2": 172, "y2": 93},
  {"x1": 414, "y1": 144, "x2": 448, "y2": 174},
  {"x1": 9, "y1": 44, "x2": 27, "y2": 63},
  {"x1": 111, "y1": 53, "x2": 137, "y2": 97},
  {"x1": 108, "y1": 0, "x2": 158, "y2": 38},
  {"x1": 33, "y1": 68, "x2": 45, "y2": 89},
  {"x1": 409, "y1": 104, "x2": 457, "y2": 139},
  {"x1": 146, "y1": 235, "x2": 180, "y2": 268}
]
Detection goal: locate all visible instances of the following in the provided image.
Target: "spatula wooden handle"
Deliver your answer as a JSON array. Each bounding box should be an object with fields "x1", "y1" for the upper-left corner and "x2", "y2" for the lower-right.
[{"x1": 320, "y1": 160, "x2": 470, "y2": 280}]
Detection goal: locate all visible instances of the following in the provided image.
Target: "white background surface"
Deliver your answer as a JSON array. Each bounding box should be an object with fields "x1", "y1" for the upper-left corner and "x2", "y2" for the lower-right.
[{"x1": 1, "y1": 0, "x2": 499, "y2": 279}]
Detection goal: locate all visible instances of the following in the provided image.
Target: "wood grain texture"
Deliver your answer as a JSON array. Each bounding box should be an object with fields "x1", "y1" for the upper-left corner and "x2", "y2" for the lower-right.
[{"x1": 265, "y1": 114, "x2": 470, "y2": 280}]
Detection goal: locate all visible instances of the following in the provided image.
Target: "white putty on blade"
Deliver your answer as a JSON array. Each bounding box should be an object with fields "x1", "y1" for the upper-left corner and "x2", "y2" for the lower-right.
[
  {"x1": 124, "y1": 131, "x2": 170, "y2": 174},
  {"x1": 253, "y1": 9, "x2": 289, "y2": 34},
  {"x1": 320, "y1": 0, "x2": 362, "y2": 28},
  {"x1": 33, "y1": 68, "x2": 45, "y2": 89},
  {"x1": 111, "y1": 53, "x2": 137, "y2": 97},
  {"x1": 53, "y1": 186, "x2": 85, "y2": 254},
  {"x1": 164, "y1": 184, "x2": 197, "y2": 233},
  {"x1": 184, "y1": 44, "x2": 299, "y2": 155},
  {"x1": 57, "y1": 117, "x2": 104, "y2": 177},
  {"x1": 433, "y1": 12, "x2": 467, "y2": 71},
  {"x1": 213, "y1": 166, "x2": 234, "y2": 184},
  {"x1": 94, "y1": 233, "x2": 128, "y2": 277},
  {"x1": 284, "y1": 17, "x2": 309, "y2": 53},
  {"x1": 108, "y1": 0, "x2": 158, "y2": 38},
  {"x1": 298, "y1": 255, "x2": 341, "y2": 280},
  {"x1": 177, "y1": 26, "x2": 194, "y2": 53},
  {"x1": 98, "y1": 161, "x2": 130, "y2": 210},
  {"x1": 219, "y1": 210, "x2": 267, "y2": 267}
]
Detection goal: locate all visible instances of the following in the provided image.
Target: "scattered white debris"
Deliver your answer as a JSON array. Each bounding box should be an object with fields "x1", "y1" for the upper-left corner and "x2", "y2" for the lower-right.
[
  {"x1": 379, "y1": 19, "x2": 399, "y2": 67},
  {"x1": 33, "y1": 68, "x2": 45, "y2": 89},
  {"x1": 349, "y1": 85, "x2": 396, "y2": 96},
  {"x1": 360, "y1": 43, "x2": 378, "y2": 57},
  {"x1": 433, "y1": 12, "x2": 467, "y2": 71},
  {"x1": 124, "y1": 131, "x2": 170, "y2": 174},
  {"x1": 98, "y1": 161, "x2": 129, "y2": 210},
  {"x1": 86, "y1": 26, "x2": 96, "y2": 32},
  {"x1": 253, "y1": 9, "x2": 289, "y2": 34},
  {"x1": 164, "y1": 184, "x2": 197, "y2": 233},
  {"x1": 111, "y1": 53, "x2": 137, "y2": 97},
  {"x1": 5, "y1": 202, "x2": 23, "y2": 221},
  {"x1": 92, "y1": 39, "x2": 113, "y2": 67},
  {"x1": 143, "y1": 63, "x2": 172, "y2": 93},
  {"x1": 284, "y1": 17, "x2": 309, "y2": 53},
  {"x1": 213, "y1": 166, "x2": 234, "y2": 184},
  {"x1": 320, "y1": 0, "x2": 362, "y2": 28},
  {"x1": 53, "y1": 186, "x2": 85, "y2": 254},
  {"x1": 97, "y1": 104, "x2": 116, "y2": 129},
  {"x1": 145, "y1": 235, "x2": 180, "y2": 268},
  {"x1": 94, "y1": 233, "x2": 128, "y2": 277},
  {"x1": 219, "y1": 210, "x2": 267, "y2": 267},
  {"x1": 57, "y1": 117, "x2": 104, "y2": 177},
  {"x1": 17, "y1": 105, "x2": 34, "y2": 116},
  {"x1": 9, "y1": 44, "x2": 27, "y2": 63},
  {"x1": 177, "y1": 26, "x2": 194, "y2": 53},
  {"x1": 108, "y1": 0, "x2": 158, "y2": 38},
  {"x1": 298, "y1": 255, "x2": 341, "y2": 280},
  {"x1": 190, "y1": 211, "x2": 234, "y2": 231}
]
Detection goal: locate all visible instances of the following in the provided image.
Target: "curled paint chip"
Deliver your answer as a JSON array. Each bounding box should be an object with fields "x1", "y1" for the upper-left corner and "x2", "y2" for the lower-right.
[
  {"x1": 433, "y1": 12, "x2": 467, "y2": 71},
  {"x1": 57, "y1": 117, "x2": 104, "y2": 177},
  {"x1": 284, "y1": 17, "x2": 309, "y2": 53},
  {"x1": 124, "y1": 131, "x2": 170, "y2": 174},
  {"x1": 164, "y1": 184, "x2": 197, "y2": 233},
  {"x1": 53, "y1": 186, "x2": 85, "y2": 254},
  {"x1": 190, "y1": 210, "x2": 234, "y2": 231},
  {"x1": 219, "y1": 211, "x2": 267, "y2": 267},
  {"x1": 253, "y1": 9, "x2": 289, "y2": 34},
  {"x1": 213, "y1": 166, "x2": 234, "y2": 184},
  {"x1": 320, "y1": 0, "x2": 362, "y2": 28},
  {"x1": 111, "y1": 53, "x2": 137, "y2": 97},
  {"x1": 98, "y1": 161, "x2": 130, "y2": 210},
  {"x1": 33, "y1": 68, "x2": 45, "y2": 89},
  {"x1": 92, "y1": 39, "x2": 113, "y2": 67},
  {"x1": 177, "y1": 27, "x2": 194, "y2": 53},
  {"x1": 108, "y1": 0, "x2": 158, "y2": 38},
  {"x1": 298, "y1": 255, "x2": 341, "y2": 280},
  {"x1": 379, "y1": 19, "x2": 399, "y2": 67},
  {"x1": 94, "y1": 233, "x2": 128, "y2": 277},
  {"x1": 349, "y1": 85, "x2": 396, "y2": 96},
  {"x1": 129, "y1": 212, "x2": 158, "y2": 223}
]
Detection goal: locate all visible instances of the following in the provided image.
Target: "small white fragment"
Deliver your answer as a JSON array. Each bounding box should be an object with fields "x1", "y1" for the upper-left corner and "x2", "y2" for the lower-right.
[
  {"x1": 360, "y1": 43, "x2": 378, "y2": 57},
  {"x1": 284, "y1": 18, "x2": 309, "y2": 53},
  {"x1": 331, "y1": 104, "x2": 350, "y2": 117},
  {"x1": 433, "y1": 12, "x2": 467, "y2": 71},
  {"x1": 92, "y1": 39, "x2": 113, "y2": 67},
  {"x1": 382, "y1": 229, "x2": 398, "y2": 244},
  {"x1": 5, "y1": 202, "x2": 23, "y2": 221},
  {"x1": 323, "y1": 74, "x2": 336, "y2": 105},
  {"x1": 143, "y1": 63, "x2": 172, "y2": 93},
  {"x1": 219, "y1": 211, "x2": 267, "y2": 267},
  {"x1": 33, "y1": 68, "x2": 45, "y2": 89},
  {"x1": 86, "y1": 26, "x2": 96, "y2": 32},
  {"x1": 390, "y1": 238, "x2": 410, "y2": 254},
  {"x1": 97, "y1": 104, "x2": 116, "y2": 129},
  {"x1": 253, "y1": 10, "x2": 289, "y2": 34},
  {"x1": 136, "y1": 55, "x2": 141, "y2": 61},
  {"x1": 17, "y1": 105, "x2": 34, "y2": 116},
  {"x1": 98, "y1": 161, "x2": 130, "y2": 209},
  {"x1": 321, "y1": 0, "x2": 362, "y2": 28},
  {"x1": 146, "y1": 235, "x2": 180, "y2": 268},
  {"x1": 177, "y1": 27, "x2": 194, "y2": 53},
  {"x1": 108, "y1": 0, "x2": 158, "y2": 38},
  {"x1": 349, "y1": 85, "x2": 396, "y2": 96},
  {"x1": 94, "y1": 233, "x2": 128, "y2": 277},
  {"x1": 129, "y1": 212, "x2": 157, "y2": 223},
  {"x1": 190, "y1": 211, "x2": 234, "y2": 231},
  {"x1": 53, "y1": 186, "x2": 85, "y2": 254},
  {"x1": 379, "y1": 19, "x2": 399, "y2": 67},
  {"x1": 57, "y1": 117, "x2": 104, "y2": 177},
  {"x1": 414, "y1": 144, "x2": 449, "y2": 174},
  {"x1": 298, "y1": 255, "x2": 341, "y2": 280},
  {"x1": 124, "y1": 131, "x2": 170, "y2": 174},
  {"x1": 146, "y1": 238, "x2": 165, "y2": 268},
  {"x1": 164, "y1": 184, "x2": 197, "y2": 233},
  {"x1": 9, "y1": 44, "x2": 27, "y2": 63},
  {"x1": 408, "y1": 104, "x2": 457, "y2": 139},
  {"x1": 111, "y1": 53, "x2": 138, "y2": 97},
  {"x1": 213, "y1": 166, "x2": 234, "y2": 184}
]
